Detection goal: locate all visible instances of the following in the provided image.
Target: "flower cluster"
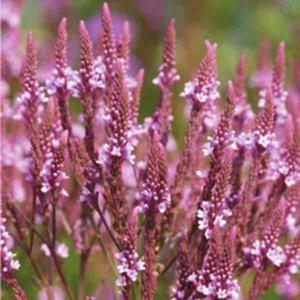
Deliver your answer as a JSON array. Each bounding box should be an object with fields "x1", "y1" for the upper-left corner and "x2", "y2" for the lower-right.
[
  {"x1": 0, "y1": 217, "x2": 21, "y2": 274},
  {"x1": 115, "y1": 250, "x2": 145, "y2": 287},
  {"x1": 46, "y1": 67, "x2": 81, "y2": 98},
  {"x1": 41, "y1": 242, "x2": 69, "y2": 259}
]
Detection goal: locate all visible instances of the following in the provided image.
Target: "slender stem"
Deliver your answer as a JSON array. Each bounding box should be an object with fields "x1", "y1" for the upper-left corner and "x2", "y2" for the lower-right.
[
  {"x1": 13, "y1": 232, "x2": 54, "y2": 300},
  {"x1": 29, "y1": 185, "x2": 37, "y2": 254},
  {"x1": 50, "y1": 247, "x2": 75, "y2": 300},
  {"x1": 79, "y1": 252, "x2": 87, "y2": 300},
  {"x1": 161, "y1": 254, "x2": 177, "y2": 275},
  {"x1": 52, "y1": 203, "x2": 56, "y2": 248},
  {"x1": 12, "y1": 203, "x2": 48, "y2": 244},
  {"x1": 90, "y1": 217, "x2": 117, "y2": 277},
  {"x1": 12, "y1": 201, "x2": 74, "y2": 299},
  {"x1": 91, "y1": 197, "x2": 121, "y2": 251}
]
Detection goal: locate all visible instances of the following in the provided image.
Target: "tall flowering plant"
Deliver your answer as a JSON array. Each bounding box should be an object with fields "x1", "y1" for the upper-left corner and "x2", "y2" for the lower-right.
[{"x1": 1, "y1": 2, "x2": 300, "y2": 300}]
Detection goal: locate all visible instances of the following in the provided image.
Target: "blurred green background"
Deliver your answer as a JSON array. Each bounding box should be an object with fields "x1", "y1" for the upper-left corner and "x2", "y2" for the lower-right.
[{"x1": 7, "y1": 0, "x2": 300, "y2": 299}]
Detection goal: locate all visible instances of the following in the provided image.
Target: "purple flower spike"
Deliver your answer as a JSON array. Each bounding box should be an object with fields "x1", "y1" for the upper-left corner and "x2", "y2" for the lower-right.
[{"x1": 181, "y1": 40, "x2": 219, "y2": 109}]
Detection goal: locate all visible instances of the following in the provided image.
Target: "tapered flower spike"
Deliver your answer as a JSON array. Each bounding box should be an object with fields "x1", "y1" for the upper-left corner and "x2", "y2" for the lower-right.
[
  {"x1": 166, "y1": 43, "x2": 220, "y2": 229},
  {"x1": 272, "y1": 42, "x2": 285, "y2": 98},
  {"x1": 55, "y1": 18, "x2": 68, "y2": 71},
  {"x1": 153, "y1": 18, "x2": 179, "y2": 89},
  {"x1": 141, "y1": 134, "x2": 170, "y2": 299},
  {"x1": 201, "y1": 81, "x2": 235, "y2": 203},
  {"x1": 98, "y1": 62, "x2": 133, "y2": 238},
  {"x1": 233, "y1": 55, "x2": 253, "y2": 128},
  {"x1": 162, "y1": 19, "x2": 176, "y2": 74},
  {"x1": 234, "y1": 55, "x2": 247, "y2": 103},
  {"x1": 151, "y1": 19, "x2": 179, "y2": 145},
  {"x1": 78, "y1": 20, "x2": 99, "y2": 162},
  {"x1": 20, "y1": 32, "x2": 38, "y2": 131},
  {"x1": 17, "y1": 32, "x2": 46, "y2": 162},
  {"x1": 117, "y1": 21, "x2": 130, "y2": 72},
  {"x1": 22, "y1": 32, "x2": 37, "y2": 93},
  {"x1": 197, "y1": 152, "x2": 233, "y2": 239},
  {"x1": 130, "y1": 68, "x2": 144, "y2": 127},
  {"x1": 233, "y1": 91, "x2": 276, "y2": 234},
  {"x1": 50, "y1": 18, "x2": 74, "y2": 136},
  {"x1": 140, "y1": 132, "x2": 170, "y2": 215},
  {"x1": 245, "y1": 202, "x2": 287, "y2": 269},
  {"x1": 46, "y1": 18, "x2": 81, "y2": 100},
  {"x1": 171, "y1": 234, "x2": 192, "y2": 300},
  {"x1": 79, "y1": 20, "x2": 94, "y2": 92},
  {"x1": 99, "y1": 61, "x2": 133, "y2": 168},
  {"x1": 254, "y1": 88, "x2": 276, "y2": 148},
  {"x1": 101, "y1": 2, "x2": 117, "y2": 79},
  {"x1": 181, "y1": 40, "x2": 219, "y2": 109},
  {"x1": 215, "y1": 228, "x2": 240, "y2": 299},
  {"x1": 271, "y1": 42, "x2": 288, "y2": 125},
  {"x1": 251, "y1": 40, "x2": 272, "y2": 89}
]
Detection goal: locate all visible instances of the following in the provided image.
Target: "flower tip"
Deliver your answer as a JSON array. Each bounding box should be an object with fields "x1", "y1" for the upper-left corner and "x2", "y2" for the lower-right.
[
  {"x1": 227, "y1": 80, "x2": 235, "y2": 100},
  {"x1": 136, "y1": 68, "x2": 145, "y2": 82},
  {"x1": 152, "y1": 130, "x2": 161, "y2": 144},
  {"x1": 168, "y1": 18, "x2": 176, "y2": 29},
  {"x1": 205, "y1": 39, "x2": 218, "y2": 51},
  {"x1": 59, "y1": 17, "x2": 67, "y2": 28},
  {"x1": 265, "y1": 86, "x2": 273, "y2": 100},
  {"x1": 79, "y1": 20, "x2": 86, "y2": 31},
  {"x1": 57, "y1": 18, "x2": 67, "y2": 42},
  {"x1": 102, "y1": 2, "x2": 111, "y2": 17},
  {"x1": 123, "y1": 21, "x2": 130, "y2": 33},
  {"x1": 278, "y1": 41, "x2": 285, "y2": 51},
  {"x1": 239, "y1": 54, "x2": 247, "y2": 68},
  {"x1": 27, "y1": 32, "x2": 35, "y2": 45}
]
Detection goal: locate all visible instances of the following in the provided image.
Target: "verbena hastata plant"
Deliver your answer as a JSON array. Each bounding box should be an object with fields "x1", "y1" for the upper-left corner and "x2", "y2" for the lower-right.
[{"x1": 1, "y1": 2, "x2": 300, "y2": 300}]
